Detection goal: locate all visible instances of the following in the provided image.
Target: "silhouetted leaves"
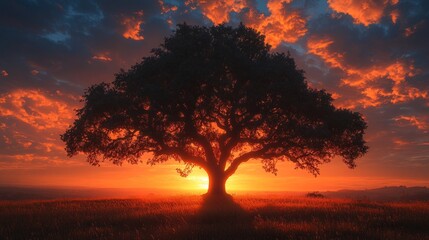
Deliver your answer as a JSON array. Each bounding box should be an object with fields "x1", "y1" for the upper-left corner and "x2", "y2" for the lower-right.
[{"x1": 61, "y1": 24, "x2": 368, "y2": 194}]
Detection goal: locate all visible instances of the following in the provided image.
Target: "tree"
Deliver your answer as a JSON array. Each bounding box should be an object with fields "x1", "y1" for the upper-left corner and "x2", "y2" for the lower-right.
[{"x1": 61, "y1": 23, "x2": 368, "y2": 196}]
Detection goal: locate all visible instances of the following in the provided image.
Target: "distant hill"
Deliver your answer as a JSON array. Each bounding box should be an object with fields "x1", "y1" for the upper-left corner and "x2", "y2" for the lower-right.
[
  {"x1": 1, "y1": 185, "x2": 429, "y2": 201},
  {"x1": 0, "y1": 186, "x2": 164, "y2": 200},
  {"x1": 323, "y1": 186, "x2": 429, "y2": 201}
]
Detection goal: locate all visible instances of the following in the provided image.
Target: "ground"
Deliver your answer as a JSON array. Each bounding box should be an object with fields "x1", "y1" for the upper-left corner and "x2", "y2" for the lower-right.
[{"x1": 1, "y1": 195, "x2": 428, "y2": 239}]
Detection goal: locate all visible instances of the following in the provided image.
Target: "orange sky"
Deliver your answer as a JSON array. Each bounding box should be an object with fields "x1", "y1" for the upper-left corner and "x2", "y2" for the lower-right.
[{"x1": 0, "y1": 0, "x2": 428, "y2": 193}]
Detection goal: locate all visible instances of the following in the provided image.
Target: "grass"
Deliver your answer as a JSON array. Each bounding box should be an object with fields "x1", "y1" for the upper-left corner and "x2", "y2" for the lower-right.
[{"x1": 1, "y1": 195, "x2": 428, "y2": 239}]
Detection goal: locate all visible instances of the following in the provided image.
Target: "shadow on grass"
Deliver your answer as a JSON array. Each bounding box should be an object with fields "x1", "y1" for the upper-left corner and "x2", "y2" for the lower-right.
[
  {"x1": 196, "y1": 194, "x2": 249, "y2": 223},
  {"x1": 170, "y1": 194, "x2": 255, "y2": 239}
]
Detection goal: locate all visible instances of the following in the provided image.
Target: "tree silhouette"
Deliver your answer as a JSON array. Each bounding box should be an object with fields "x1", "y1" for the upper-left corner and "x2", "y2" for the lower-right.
[{"x1": 61, "y1": 24, "x2": 368, "y2": 196}]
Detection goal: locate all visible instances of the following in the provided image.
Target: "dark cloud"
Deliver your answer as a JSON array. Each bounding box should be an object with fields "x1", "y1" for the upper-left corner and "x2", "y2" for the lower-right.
[
  {"x1": 0, "y1": 0, "x2": 66, "y2": 32},
  {"x1": 0, "y1": 1, "x2": 175, "y2": 106}
]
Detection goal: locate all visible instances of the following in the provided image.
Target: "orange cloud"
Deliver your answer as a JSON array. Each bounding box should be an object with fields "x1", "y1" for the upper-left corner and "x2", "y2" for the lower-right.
[
  {"x1": 394, "y1": 115, "x2": 428, "y2": 131},
  {"x1": 92, "y1": 54, "x2": 112, "y2": 62},
  {"x1": 307, "y1": 37, "x2": 343, "y2": 69},
  {"x1": 190, "y1": 0, "x2": 307, "y2": 48},
  {"x1": 0, "y1": 153, "x2": 81, "y2": 169},
  {"x1": 1, "y1": 70, "x2": 8, "y2": 77},
  {"x1": 404, "y1": 21, "x2": 423, "y2": 37},
  {"x1": 159, "y1": 0, "x2": 178, "y2": 14},
  {"x1": 392, "y1": 138, "x2": 411, "y2": 149},
  {"x1": 246, "y1": 0, "x2": 307, "y2": 47},
  {"x1": 0, "y1": 89, "x2": 75, "y2": 130},
  {"x1": 390, "y1": 9, "x2": 399, "y2": 24},
  {"x1": 188, "y1": 0, "x2": 247, "y2": 24},
  {"x1": 166, "y1": 18, "x2": 174, "y2": 27},
  {"x1": 342, "y1": 61, "x2": 415, "y2": 87},
  {"x1": 14, "y1": 154, "x2": 42, "y2": 162},
  {"x1": 0, "y1": 90, "x2": 79, "y2": 168},
  {"x1": 122, "y1": 10, "x2": 144, "y2": 40},
  {"x1": 159, "y1": 0, "x2": 178, "y2": 27},
  {"x1": 327, "y1": 0, "x2": 399, "y2": 26},
  {"x1": 405, "y1": 26, "x2": 416, "y2": 37},
  {"x1": 184, "y1": 0, "x2": 197, "y2": 10},
  {"x1": 307, "y1": 35, "x2": 428, "y2": 107}
]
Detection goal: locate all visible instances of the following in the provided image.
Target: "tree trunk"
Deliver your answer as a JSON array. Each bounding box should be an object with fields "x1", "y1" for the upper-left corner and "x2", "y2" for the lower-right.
[{"x1": 207, "y1": 171, "x2": 227, "y2": 196}]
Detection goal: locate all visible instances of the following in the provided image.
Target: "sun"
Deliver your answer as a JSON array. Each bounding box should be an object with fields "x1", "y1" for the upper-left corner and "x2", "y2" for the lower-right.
[
  {"x1": 185, "y1": 172, "x2": 209, "y2": 191},
  {"x1": 192, "y1": 175, "x2": 209, "y2": 190}
]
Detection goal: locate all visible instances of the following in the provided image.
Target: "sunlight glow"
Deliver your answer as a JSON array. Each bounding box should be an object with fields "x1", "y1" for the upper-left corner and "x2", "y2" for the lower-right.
[{"x1": 194, "y1": 176, "x2": 209, "y2": 190}]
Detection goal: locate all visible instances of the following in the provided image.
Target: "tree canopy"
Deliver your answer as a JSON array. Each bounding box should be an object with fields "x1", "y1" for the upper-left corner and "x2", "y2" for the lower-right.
[{"x1": 61, "y1": 23, "x2": 368, "y2": 195}]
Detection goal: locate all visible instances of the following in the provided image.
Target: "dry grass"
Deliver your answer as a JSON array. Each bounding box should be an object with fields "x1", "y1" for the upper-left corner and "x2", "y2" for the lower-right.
[{"x1": 1, "y1": 195, "x2": 428, "y2": 239}]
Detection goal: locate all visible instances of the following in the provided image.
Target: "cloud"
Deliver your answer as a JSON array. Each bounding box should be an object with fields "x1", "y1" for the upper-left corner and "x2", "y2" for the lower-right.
[
  {"x1": 0, "y1": 0, "x2": 174, "y2": 97},
  {"x1": 159, "y1": 0, "x2": 178, "y2": 14},
  {"x1": 0, "y1": 89, "x2": 75, "y2": 130},
  {"x1": 189, "y1": 0, "x2": 307, "y2": 48},
  {"x1": 244, "y1": 0, "x2": 307, "y2": 47},
  {"x1": 327, "y1": 0, "x2": 399, "y2": 26},
  {"x1": 0, "y1": 89, "x2": 82, "y2": 168},
  {"x1": 158, "y1": 0, "x2": 179, "y2": 27},
  {"x1": 307, "y1": 32, "x2": 427, "y2": 107},
  {"x1": 121, "y1": 10, "x2": 145, "y2": 40},
  {"x1": 394, "y1": 115, "x2": 428, "y2": 132},
  {"x1": 390, "y1": 9, "x2": 399, "y2": 24},
  {"x1": 91, "y1": 53, "x2": 113, "y2": 62},
  {"x1": 187, "y1": 0, "x2": 248, "y2": 25},
  {"x1": 307, "y1": 36, "x2": 343, "y2": 69}
]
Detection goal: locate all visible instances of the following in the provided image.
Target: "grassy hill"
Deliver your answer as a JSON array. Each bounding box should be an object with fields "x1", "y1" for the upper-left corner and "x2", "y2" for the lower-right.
[
  {"x1": 323, "y1": 186, "x2": 429, "y2": 201},
  {"x1": 1, "y1": 195, "x2": 428, "y2": 240}
]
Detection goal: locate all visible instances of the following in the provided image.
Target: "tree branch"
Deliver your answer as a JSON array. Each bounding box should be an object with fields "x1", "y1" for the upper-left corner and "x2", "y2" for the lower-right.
[
  {"x1": 184, "y1": 118, "x2": 217, "y2": 166},
  {"x1": 219, "y1": 133, "x2": 239, "y2": 170},
  {"x1": 224, "y1": 147, "x2": 267, "y2": 178},
  {"x1": 160, "y1": 146, "x2": 209, "y2": 171}
]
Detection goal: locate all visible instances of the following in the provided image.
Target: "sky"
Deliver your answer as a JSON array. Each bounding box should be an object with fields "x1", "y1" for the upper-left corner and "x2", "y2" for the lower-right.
[{"x1": 0, "y1": 0, "x2": 428, "y2": 193}]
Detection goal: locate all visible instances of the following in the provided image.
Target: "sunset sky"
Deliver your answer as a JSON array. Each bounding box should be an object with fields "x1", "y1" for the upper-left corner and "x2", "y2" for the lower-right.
[{"x1": 0, "y1": 0, "x2": 428, "y2": 193}]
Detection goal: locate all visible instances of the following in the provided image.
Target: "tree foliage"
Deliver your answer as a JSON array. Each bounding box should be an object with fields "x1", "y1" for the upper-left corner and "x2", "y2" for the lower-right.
[{"x1": 62, "y1": 23, "x2": 368, "y2": 194}]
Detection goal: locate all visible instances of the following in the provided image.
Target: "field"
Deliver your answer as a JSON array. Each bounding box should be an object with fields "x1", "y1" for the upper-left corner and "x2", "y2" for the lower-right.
[{"x1": 1, "y1": 195, "x2": 429, "y2": 240}]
